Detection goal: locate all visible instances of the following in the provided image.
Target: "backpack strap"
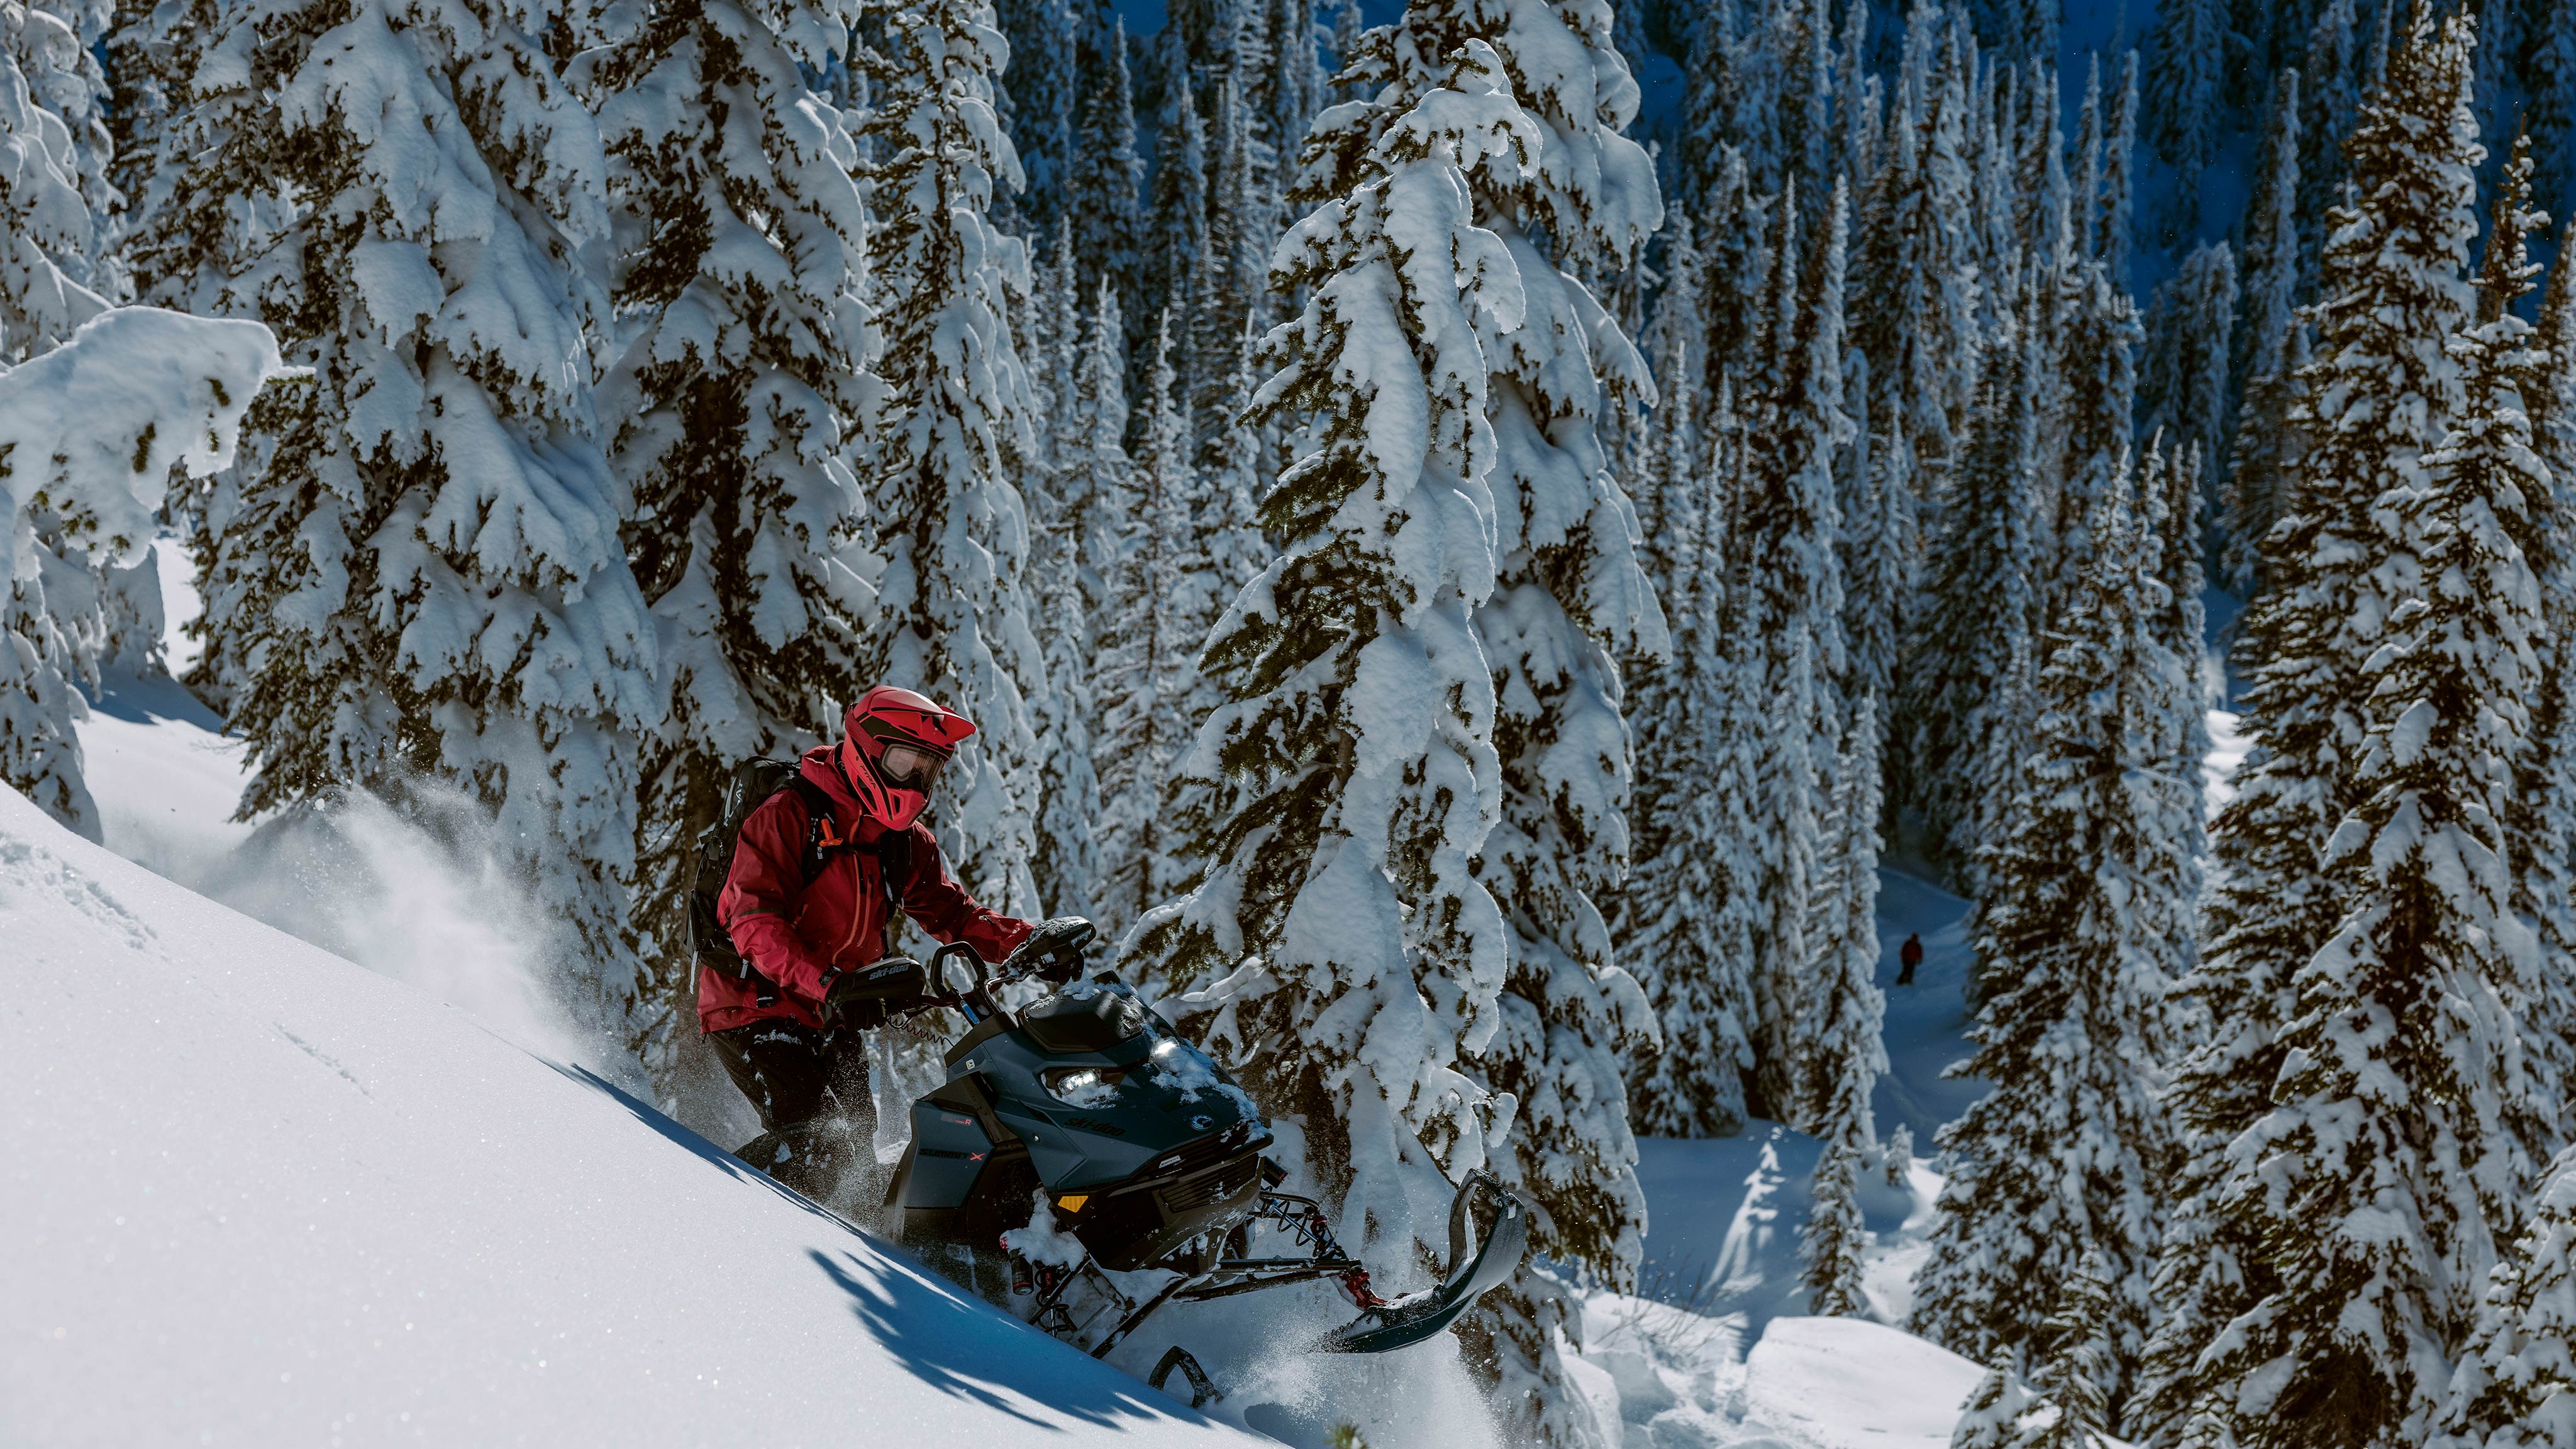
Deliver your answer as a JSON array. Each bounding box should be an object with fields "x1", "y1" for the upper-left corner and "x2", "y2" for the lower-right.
[
  {"x1": 735, "y1": 775, "x2": 851, "y2": 1007},
  {"x1": 782, "y1": 775, "x2": 847, "y2": 886},
  {"x1": 874, "y1": 826, "x2": 913, "y2": 943}
]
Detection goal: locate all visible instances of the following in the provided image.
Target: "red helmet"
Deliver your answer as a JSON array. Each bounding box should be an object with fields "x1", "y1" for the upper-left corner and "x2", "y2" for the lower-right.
[{"x1": 837, "y1": 684, "x2": 977, "y2": 831}]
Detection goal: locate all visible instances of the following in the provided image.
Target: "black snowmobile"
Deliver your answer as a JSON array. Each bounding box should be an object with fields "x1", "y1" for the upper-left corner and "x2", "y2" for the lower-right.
[{"x1": 882, "y1": 933, "x2": 1530, "y2": 1405}]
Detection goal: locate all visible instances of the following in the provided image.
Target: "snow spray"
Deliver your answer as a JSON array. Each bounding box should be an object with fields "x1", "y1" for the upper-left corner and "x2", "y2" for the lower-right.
[{"x1": 197, "y1": 782, "x2": 599, "y2": 1069}]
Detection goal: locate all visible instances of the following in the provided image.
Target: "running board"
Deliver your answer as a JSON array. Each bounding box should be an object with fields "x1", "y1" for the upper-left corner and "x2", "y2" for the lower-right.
[{"x1": 1316, "y1": 1172, "x2": 1529, "y2": 1355}]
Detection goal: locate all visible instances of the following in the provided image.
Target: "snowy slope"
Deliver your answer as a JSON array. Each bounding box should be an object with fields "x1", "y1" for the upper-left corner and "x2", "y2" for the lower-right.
[{"x1": 0, "y1": 783, "x2": 1259, "y2": 1449}]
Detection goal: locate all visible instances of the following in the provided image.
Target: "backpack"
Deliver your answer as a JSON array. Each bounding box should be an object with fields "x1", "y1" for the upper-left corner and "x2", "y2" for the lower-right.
[{"x1": 687, "y1": 757, "x2": 912, "y2": 1007}]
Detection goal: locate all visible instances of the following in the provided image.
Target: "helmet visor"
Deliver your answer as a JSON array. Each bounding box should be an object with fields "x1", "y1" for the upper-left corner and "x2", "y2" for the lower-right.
[{"x1": 878, "y1": 741, "x2": 949, "y2": 793}]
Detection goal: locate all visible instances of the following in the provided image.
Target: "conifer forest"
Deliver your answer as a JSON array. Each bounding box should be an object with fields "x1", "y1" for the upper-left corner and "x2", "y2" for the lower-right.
[{"x1": 14, "y1": 0, "x2": 2576, "y2": 1435}]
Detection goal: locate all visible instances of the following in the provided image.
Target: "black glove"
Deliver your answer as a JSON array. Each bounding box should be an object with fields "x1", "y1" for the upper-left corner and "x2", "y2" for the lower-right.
[
  {"x1": 820, "y1": 956, "x2": 928, "y2": 1031},
  {"x1": 1012, "y1": 916, "x2": 1097, "y2": 984}
]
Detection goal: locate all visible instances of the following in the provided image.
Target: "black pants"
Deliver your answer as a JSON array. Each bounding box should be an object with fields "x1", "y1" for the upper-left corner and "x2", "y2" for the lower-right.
[{"x1": 710, "y1": 1020, "x2": 877, "y2": 1201}]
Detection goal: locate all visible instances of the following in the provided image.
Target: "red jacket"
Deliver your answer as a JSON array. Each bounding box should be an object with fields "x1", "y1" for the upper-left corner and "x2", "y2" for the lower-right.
[{"x1": 699, "y1": 747, "x2": 1034, "y2": 1033}]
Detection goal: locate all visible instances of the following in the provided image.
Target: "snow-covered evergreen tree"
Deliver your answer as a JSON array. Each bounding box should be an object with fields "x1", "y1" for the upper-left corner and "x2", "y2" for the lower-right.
[
  {"x1": 1740, "y1": 181, "x2": 1853, "y2": 1121},
  {"x1": 2145, "y1": 0, "x2": 2225, "y2": 238},
  {"x1": 2445, "y1": 1148, "x2": 2576, "y2": 1446},
  {"x1": 180, "y1": 0, "x2": 660, "y2": 1024},
  {"x1": 2153, "y1": 15, "x2": 2548, "y2": 1443},
  {"x1": 2296, "y1": 0, "x2": 2363, "y2": 289},
  {"x1": 1029, "y1": 279, "x2": 1127, "y2": 919},
  {"x1": 1093, "y1": 315, "x2": 1196, "y2": 939},
  {"x1": 1796, "y1": 695, "x2": 1887, "y2": 1316},
  {"x1": 1909, "y1": 455, "x2": 2183, "y2": 1418},
  {"x1": 1069, "y1": 6, "x2": 1144, "y2": 309},
  {"x1": 1132, "y1": 6, "x2": 1528, "y2": 1316},
  {"x1": 1445, "y1": 0, "x2": 1664, "y2": 1428},
  {"x1": 2524, "y1": 210, "x2": 2576, "y2": 1128},
  {"x1": 996, "y1": 0, "x2": 1074, "y2": 230},
  {"x1": 2475, "y1": 136, "x2": 2576, "y2": 1133},
  {"x1": 2138, "y1": 242, "x2": 2238, "y2": 502},
  {"x1": 587, "y1": 0, "x2": 877, "y2": 1026},
  {"x1": 855, "y1": 0, "x2": 1046, "y2": 911},
  {"x1": 1951, "y1": 1361, "x2": 2038, "y2": 1449},
  {"x1": 2531, "y1": 0, "x2": 2576, "y2": 209},
  {"x1": 1625, "y1": 377, "x2": 1758, "y2": 1140},
  {"x1": 1145, "y1": 86, "x2": 1210, "y2": 370},
  {"x1": 0, "y1": 0, "x2": 123, "y2": 832},
  {"x1": 1, "y1": 310, "x2": 284, "y2": 834},
  {"x1": 1902, "y1": 264, "x2": 2042, "y2": 895},
  {"x1": 2221, "y1": 68, "x2": 2304, "y2": 595}
]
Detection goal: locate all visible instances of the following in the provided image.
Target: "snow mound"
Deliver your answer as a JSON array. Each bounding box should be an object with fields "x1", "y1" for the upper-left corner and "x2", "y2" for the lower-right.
[
  {"x1": 1576, "y1": 1299, "x2": 1988, "y2": 1449},
  {"x1": 1737, "y1": 1318, "x2": 1982, "y2": 1447},
  {"x1": 0, "y1": 784, "x2": 1254, "y2": 1448}
]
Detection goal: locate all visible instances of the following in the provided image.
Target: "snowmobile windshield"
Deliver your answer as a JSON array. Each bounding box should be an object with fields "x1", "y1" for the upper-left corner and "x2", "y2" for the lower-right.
[{"x1": 877, "y1": 741, "x2": 948, "y2": 792}]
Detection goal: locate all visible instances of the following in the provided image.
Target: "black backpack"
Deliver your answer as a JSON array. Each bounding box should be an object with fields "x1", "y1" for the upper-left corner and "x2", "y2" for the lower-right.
[{"x1": 687, "y1": 757, "x2": 911, "y2": 1006}]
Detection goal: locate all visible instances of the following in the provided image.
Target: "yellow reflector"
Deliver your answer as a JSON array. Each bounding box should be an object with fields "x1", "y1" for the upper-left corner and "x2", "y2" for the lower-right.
[{"x1": 1057, "y1": 1194, "x2": 1089, "y2": 1213}]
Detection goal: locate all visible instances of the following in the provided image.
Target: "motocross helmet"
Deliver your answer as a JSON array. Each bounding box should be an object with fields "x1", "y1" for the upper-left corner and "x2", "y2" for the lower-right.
[{"x1": 838, "y1": 685, "x2": 977, "y2": 831}]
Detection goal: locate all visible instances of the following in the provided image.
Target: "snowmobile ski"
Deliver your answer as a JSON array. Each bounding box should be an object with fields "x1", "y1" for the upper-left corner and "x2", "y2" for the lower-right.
[{"x1": 1314, "y1": 1171, "x2": 1528, "y2": 1354}]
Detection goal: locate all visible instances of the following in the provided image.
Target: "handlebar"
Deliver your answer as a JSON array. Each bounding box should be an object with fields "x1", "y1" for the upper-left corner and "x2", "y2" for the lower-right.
[
  {"x1": 902, "y1": 926, "x2": 1101, "y2": 1024},
  {"x1": 927, "y1": 941, "x2": 999, "y2": 1021}
]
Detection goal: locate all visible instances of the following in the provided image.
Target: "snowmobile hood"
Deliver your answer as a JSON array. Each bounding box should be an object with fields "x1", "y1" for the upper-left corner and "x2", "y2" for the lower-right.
[{"x1": 947, "y1": 982, "x2": 1265, "y2": 1196}]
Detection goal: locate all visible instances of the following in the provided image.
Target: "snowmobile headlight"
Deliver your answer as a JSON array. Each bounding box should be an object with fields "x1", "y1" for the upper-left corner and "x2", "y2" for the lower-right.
[{"x1": 1040, "y1": 1065, "x2": 1130, "y2": 1108}]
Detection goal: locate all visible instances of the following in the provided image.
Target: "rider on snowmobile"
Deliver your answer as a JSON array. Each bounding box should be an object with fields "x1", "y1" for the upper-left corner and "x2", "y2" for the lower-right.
[{"x1": 702, "y1": 684, "x2": 1087, "y2": 1201}]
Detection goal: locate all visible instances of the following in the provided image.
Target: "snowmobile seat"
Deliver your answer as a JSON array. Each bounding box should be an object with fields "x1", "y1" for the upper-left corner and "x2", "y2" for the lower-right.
[{"x1": 1018, "y1": 991, "x2": 1148, "y2": 1055}]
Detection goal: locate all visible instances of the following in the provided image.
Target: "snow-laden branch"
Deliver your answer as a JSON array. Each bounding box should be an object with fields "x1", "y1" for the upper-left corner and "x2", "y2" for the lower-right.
[{"x1": 0, "y1": 307, "x2": 290, "y2": 589}]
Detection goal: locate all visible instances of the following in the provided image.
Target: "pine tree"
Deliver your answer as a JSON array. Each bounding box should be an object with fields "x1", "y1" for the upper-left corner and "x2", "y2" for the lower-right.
[
  {"x1": 2155, "y1": 14, "x2": 2546, "y2": 1443},
  {"x1": 1132, "y1": 6, "x2": 1527, "y2": 1318},
  {"x1": 589, "y1": 0, "x2": 877, "y2": 1038},
  {"x1": 2143, "y1": 242, "x2": 2239, "y2": 476},
  {"x1": 857, "y1": 0, "x2": 1046, "y2": 911},
  {"x1": 2145, "y1": 0, "x2": 2227, "y2": 240},
  {"x1": 1848, "y1": 45, "x2": 1970, "y2": 721},
  {"x1": 1253, "y1": 0, "x2": 1319, "y2": 182},
  {"x1": 1451, "y1": 0, "x2": 1665, "y2": 1427},
  {"x1": 1030, "y1": 279, "x2": 1131, "y2": 920},
  {"x1": 1625, "y1": 379, "x2": 1758, "y2": 1140},
  {"x1": 2297, "y1": 0, "x2": 2363, "y2": 291},
  {"x1": 1910, "y1": 456, "x2": 2184, "y2": 1418},
  {"x1": 0, "y1": 0, "x2": 121, "y2": 834},
  {"x1": 2478, "y1": 136, "x2": 2576, "y2": 1135},
  {"x1": 1740, "y1": 181, "x2": 1854, "y2": 1121},
  {"x1": 1631, "y1": 214, "x2": 1703, "y2": 615},
  {"x1": 1093, "y1": 316, "x2": 1196, "y2": 940},
  {"x1": 0, "y1": 311, "x2": 284, "y2": 834},
  {"x1": 1145, "y1": 86, "x2": 1210, "y2": 368},
  {"x1": 181, "y1": 0, "x2": 658, "y2": 1026},
  {"x1": 1952, "y1": 1362, "x2": 2038, "y2": 1449},
  {"x1": 2221, "y1": 69, "x2": 2304, "y2": 596},
  {"x1": 1902, "y1": 265, "x2": 2042, "y2": 896},
  {"x1": 2524, "y1": 211, "x2": 2576, "y2": 1128},
  {"x1": 1324, "y1": 0, "x2": 1365, "y2": 104},
  {"x1": 1796, "y1": 695, "x2": 1889, "y2": 1317},
  {"x1": 1675, "y1": 0, "x2": 1741, "y2": 210},
  {"x1": 1069, "y1": 5, "x2": 1144, "y2": 305},
  {"x1": 2445, "y1": 1148, "x2": 2576, "y2": 1446},
  {"x1": 996, "y1": 0, "x2": 1076, "y2": 232},
  {"x1": 2531, "y1": 0, "x2": 2576, "y2": 211},
  {"x1": 2021, "y1": 1255, "x2": 2124, "y2": 1448}
]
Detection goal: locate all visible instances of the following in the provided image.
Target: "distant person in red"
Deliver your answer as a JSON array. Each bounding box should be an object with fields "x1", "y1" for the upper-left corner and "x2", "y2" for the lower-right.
[
  {"x1": 702, "y1": 684, "x2": 1038, "y2": 1200},
  {"x1": 1897, "y1": 932, "x2": 1924, "y2": 986}
]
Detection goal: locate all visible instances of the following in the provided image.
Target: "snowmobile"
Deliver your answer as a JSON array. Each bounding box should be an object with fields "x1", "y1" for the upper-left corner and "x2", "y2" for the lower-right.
[{"x1": 883, "y1": 938, "x2": 1530, "y2": 1406}]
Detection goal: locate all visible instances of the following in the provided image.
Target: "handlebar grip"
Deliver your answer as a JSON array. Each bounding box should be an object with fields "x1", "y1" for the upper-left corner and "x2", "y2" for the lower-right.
[{"x1": 927, "y1": 941, "x2": 997, "y2": 1018}]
